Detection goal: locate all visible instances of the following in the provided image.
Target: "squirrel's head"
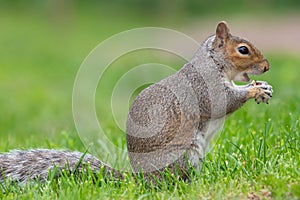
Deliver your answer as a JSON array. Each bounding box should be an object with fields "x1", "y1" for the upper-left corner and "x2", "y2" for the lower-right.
[{"x1": 212, "y1": 21, "x2": 270, "y2": 82}]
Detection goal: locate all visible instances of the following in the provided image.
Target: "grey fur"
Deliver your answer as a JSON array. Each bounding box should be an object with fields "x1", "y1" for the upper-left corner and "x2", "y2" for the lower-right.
[
  {"x1": 0, "y1": 22, "x2": 273, "y2": 184},
  {"x1": 0, "y1": 149, "x2": 119, "y2": 184}
]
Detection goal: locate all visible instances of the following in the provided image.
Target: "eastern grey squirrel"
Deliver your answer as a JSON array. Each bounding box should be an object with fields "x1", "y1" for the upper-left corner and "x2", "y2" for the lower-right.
[{"x1": 0, "y1": 21, "x2": 273, "y2": 184}]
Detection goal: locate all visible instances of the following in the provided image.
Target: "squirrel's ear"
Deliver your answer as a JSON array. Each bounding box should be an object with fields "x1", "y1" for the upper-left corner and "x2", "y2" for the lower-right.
[{"x1": 214, "y1": 21, "x2": 230, "y2": 48}]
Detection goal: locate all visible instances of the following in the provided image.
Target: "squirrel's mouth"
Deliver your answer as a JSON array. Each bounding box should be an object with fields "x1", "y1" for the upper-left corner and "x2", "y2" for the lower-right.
[
  {"x1": 241, "y1": 73, "x2": 250, "y2": 82},
  {"x1": 233, "y1": 72, "x2": 251, "y2": 82},
  {"x1": 235, "y1": 68, "x2": 267, "y2": 82}
]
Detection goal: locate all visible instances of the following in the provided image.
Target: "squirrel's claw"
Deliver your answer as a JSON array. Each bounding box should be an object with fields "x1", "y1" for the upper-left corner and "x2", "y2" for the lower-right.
[{"x1": 251, "y1": 80, "x2": 273, "y2": 104}]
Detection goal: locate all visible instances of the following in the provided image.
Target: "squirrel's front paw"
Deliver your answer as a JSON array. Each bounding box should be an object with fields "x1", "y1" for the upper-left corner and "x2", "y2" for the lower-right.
[{"x1": 249, "y1": 80, "x2": 273, "y2": 104}]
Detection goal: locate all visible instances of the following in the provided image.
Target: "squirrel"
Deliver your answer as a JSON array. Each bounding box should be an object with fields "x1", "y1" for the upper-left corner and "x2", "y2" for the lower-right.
[{"x1": 0, "y1": 21, "x2": 273, "y2": 185}]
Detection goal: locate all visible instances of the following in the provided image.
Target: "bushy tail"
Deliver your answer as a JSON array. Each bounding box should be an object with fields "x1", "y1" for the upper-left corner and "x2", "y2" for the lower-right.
[{"x1": 0, "y1": 149, "x2": 122, "y2": 184}]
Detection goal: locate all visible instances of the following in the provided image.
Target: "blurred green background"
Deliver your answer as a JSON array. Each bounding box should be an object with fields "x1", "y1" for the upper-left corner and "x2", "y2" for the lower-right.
[{"x1": 0, "y1": 1, "x2": 299, "y2": 150}]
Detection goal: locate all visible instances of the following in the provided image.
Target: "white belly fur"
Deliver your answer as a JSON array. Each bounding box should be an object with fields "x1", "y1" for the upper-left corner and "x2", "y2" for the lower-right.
[{"x1": 189, "y1": 118, "x2": 225, "y2": 170}]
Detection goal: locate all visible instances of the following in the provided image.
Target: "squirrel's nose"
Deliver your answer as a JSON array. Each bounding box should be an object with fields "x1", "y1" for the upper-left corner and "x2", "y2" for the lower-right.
[{"x1": 263, "y1": 61, "x2": 270, "y2": 72}]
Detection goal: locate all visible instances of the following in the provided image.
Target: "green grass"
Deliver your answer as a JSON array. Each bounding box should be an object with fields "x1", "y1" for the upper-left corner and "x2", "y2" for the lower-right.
[{"x1": 0, "y1": 7, "x2": 300, "y2": 200}]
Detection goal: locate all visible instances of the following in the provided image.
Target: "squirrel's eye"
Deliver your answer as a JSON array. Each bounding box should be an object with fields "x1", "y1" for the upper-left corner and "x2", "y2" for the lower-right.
[{"x1": 238, "y1": 46, "x2": 249, "y2": 55}]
